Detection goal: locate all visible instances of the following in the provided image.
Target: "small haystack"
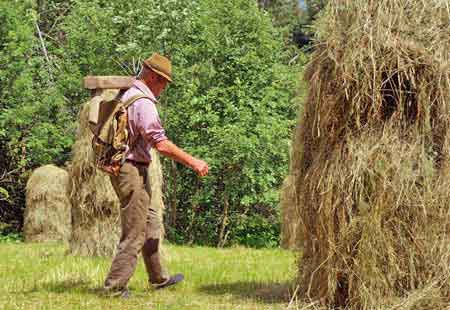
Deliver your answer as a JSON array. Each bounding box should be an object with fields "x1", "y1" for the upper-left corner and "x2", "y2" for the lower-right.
[
  {"x1": 69, "y1": 89, "x2": 166, "y2": 256},
  {"x1": 24, "y1": 165, "x2": 71, "y2": 242},
  {"x1": 291, "y1": 1, "x2": 450, "y2": 308}
]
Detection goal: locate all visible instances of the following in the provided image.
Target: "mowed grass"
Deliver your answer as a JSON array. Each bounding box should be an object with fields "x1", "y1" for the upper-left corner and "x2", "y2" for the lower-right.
[{"x1": 0, "y1": 242, "x2": 297, "y2": 310}]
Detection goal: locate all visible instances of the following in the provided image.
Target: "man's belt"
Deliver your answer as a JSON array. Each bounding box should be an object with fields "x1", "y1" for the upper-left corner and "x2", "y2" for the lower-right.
[{"x1": 125, "y1": 159, "x2": 149, "y2": 167}]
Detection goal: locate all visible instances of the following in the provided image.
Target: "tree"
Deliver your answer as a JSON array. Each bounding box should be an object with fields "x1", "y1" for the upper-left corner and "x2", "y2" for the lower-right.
[
  {"x1": 257, "y1": 0, "x2": 302, "y2": 45},
  {"x1": 159, "y1": 0, "x2": 300, "y2": 247},
  {"x1": 0, "y1": 0, "x2": 74, "y2": 233},
  {"x1": 304, "y1": 0, "x2": 328, "y2": 22}
]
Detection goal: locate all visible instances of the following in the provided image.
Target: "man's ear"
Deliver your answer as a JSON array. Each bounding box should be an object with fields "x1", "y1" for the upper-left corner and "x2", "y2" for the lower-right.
[{"x1": 149, "y1": 72, "x2": 158, "y2": 83}]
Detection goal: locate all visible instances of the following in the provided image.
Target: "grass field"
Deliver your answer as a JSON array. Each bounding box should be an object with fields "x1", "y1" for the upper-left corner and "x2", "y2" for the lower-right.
[{"x1": 0, "y1": 242, "x2": 298, "y2": 310}]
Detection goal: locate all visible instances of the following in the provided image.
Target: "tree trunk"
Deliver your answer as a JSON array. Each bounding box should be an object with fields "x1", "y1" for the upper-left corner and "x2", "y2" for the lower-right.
[
  {"x1": 169, "y1": 160, "x2": 177, "y2": 227},
  {"x1": 187, "y1": 180, "x2": 200, "y2": 245},
  {"x1": 217, "y1": 192, "x2": 229, "y2": 248}
]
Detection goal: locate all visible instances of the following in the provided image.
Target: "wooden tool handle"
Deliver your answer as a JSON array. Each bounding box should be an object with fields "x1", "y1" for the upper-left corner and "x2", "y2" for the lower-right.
[{"x1": 83, "y1": 76, "x2": 135, "y2": 90}]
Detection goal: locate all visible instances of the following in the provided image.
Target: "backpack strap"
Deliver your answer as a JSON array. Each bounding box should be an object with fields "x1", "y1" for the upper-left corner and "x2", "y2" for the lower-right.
[
  {"x1": 122, "y1": 94, "x2": 154, "y2": 108},
  {"x1": 120, "y1": 94, "x2": 155, "y2": 161}
]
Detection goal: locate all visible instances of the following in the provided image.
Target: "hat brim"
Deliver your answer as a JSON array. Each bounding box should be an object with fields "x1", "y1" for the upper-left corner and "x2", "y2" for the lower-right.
[{"x1": 144, "y1": 63, "x2": 173, "y2": 83}]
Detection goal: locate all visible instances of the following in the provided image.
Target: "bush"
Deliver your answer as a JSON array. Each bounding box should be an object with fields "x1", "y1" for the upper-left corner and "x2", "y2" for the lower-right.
[
  {"x1": 0, "y1": 232, "x2": 23, "y2": 243},
  {"x1": 0, "y1": 0, "x2": 75, "y2": 233}
]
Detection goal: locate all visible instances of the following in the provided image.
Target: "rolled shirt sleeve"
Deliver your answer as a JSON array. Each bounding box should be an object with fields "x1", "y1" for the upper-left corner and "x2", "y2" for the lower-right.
[{"x1": 134, "y1": 98, "x2": 168, "y2": 147}]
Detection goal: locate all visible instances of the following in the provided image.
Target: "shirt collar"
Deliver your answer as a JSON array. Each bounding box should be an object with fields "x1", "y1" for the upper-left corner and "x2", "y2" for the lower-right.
[{"x1": 133, "y1": 79, "x2": 157, "y2": 102}]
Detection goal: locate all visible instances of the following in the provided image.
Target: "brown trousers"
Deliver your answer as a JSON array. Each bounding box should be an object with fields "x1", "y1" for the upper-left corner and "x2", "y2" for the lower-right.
[{"x1": 104, "y1": 162, "x2": 168, "y2": 289}]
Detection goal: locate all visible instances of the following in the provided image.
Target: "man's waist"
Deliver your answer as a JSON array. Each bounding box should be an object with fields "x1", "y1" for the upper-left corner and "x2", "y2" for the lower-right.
[
  {"x1": 125, "y1": 146, "x2": 152, "y2": 165},
  {"x1": 125, "y1": 159, "x2": 150, "y2": 167}
]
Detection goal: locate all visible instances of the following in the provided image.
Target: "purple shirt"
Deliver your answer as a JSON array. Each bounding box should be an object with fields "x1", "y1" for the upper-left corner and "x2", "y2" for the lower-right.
[{"x1": 122, "y1": 79, "x2": 167, "y2": 164}]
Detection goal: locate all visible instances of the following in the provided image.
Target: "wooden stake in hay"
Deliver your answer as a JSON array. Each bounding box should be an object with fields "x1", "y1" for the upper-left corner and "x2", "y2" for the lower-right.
[
  {"x1": 69, "y1": 85, "x2": 166, "y2": 256},
  {"x1": 292, "y1": 1, "x2": 450, "y2": 308},
  {"x1": 24, "y1": 165, "x2": 71, "y2": 242}
]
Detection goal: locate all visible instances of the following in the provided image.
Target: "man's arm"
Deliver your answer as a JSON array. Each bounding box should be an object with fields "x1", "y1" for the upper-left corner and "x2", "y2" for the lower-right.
[
  {"x1": 132, "y1": 98, "x2": 208, "y2": 177},
  {"x1": 154, "y1": 139, "x2": 209, "y2": 177}
]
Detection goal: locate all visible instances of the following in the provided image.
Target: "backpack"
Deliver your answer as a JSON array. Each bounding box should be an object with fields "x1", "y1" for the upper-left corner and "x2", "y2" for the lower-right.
[{"x1": 88, "y1": 89, "x2": 150, "y2": 176}]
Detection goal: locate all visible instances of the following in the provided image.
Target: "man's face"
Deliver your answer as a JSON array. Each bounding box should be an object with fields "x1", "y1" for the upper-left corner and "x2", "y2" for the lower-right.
[
  {"x1": 153, "y1": 75, "x2": 169, "y2": 97},
  {"x1": 144, "y1": 70, "x2": 169, "y2": 98}
]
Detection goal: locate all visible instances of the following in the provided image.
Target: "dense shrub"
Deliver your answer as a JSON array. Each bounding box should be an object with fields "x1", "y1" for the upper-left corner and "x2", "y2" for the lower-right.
[{"x1": 0, "y1": 0, "x2": 74, "y2": 232}]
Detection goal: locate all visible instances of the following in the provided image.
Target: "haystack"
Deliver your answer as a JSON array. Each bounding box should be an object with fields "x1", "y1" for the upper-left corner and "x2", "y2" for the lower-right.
[
  {"x1": 280, "y1": 136, "x2": 302, "y2": 249},
  {"x1": 291, "y1": 1, "x2": 450, "y2": 308},
  {"x1": 69, "y1": 89, "x2": 166, "y2": 256},
  {"x1": 280, "y1": 175, "x2": 298, "y2": 249},
  {"x1": 24, "y1": 165, "x2": 71, "y2": 242}
]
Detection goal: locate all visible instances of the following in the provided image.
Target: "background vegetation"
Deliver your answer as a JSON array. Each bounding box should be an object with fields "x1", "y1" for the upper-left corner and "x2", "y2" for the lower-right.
[{"x1": 0, "y1": 0, "x2": 325, "y2": 247}]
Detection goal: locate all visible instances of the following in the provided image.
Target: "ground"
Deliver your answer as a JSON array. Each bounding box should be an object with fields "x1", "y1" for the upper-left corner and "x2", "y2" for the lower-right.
[{"x1": 0, "y1": 242, "x2": 297, "y2": 310}]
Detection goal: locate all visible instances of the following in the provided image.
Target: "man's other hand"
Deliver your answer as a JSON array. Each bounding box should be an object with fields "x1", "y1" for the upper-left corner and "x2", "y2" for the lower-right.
[{"x1": 192, "y1": 159, "x2": 209, "y2": 177}]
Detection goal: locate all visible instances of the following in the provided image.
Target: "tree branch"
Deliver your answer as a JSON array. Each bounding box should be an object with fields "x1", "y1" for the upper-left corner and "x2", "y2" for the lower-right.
[{"x1": 35, "y1": 22, "x2": 53, "y2": 80}]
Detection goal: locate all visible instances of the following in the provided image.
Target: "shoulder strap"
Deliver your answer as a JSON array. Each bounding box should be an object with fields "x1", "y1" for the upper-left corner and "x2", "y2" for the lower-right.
[{"x1": 122, "y1": 94, "x2": 154, "y2": 109}]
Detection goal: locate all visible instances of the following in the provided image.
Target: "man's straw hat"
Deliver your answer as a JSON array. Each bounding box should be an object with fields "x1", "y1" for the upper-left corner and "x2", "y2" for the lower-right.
[{"x1": 143, "y1": 53, "x2": 172, "y2": 83}]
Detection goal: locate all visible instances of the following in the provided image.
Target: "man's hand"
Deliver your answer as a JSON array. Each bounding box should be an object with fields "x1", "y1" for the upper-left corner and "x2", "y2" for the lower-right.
[{"x1": 192, "y1": 159, "x2": 209, "y2": 177}]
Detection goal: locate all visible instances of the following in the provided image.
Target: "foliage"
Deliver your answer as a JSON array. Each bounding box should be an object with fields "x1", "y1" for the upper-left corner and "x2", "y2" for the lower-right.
[
  {"x1": 157, "y1": 0, "x2": 300, "y2": 247},
  {"x1": 0, "y1": 0, "x2": 73, "y2": 169},
  {"x1": 0, "y1": 0, "x2": 74, "y2": 232},
  {"x1": 0, "y1": 232, "x2": 23, "y2": 243},
  {"x1": 228, "y1": 213, "x2": 280, "y2": 248},
  {"x1": 0, "y1": 187, "x2": 9, "y2": 201},
  {"x1": 304, "y1": 0, "x2": 328, "y2": 22},
  {"x1": 258, "y1": 0, "x2": 302, "y2": 43},
  {"x1": 256, "y1": 0, "x2": 329, "y2": 49},
  {"x1": 298, "y1": 0, "x2": 328, "y2": 35},
  {"x1": 0, "y1": 0, "x2": 302, "y2": 247}
]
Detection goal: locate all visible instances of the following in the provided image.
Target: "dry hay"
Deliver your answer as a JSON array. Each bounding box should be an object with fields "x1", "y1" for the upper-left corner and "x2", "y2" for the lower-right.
[
  {"x1": 147, "y1": 148, "x2": 166, "y2": 238},
  {"x1": 281, "y1": 138, "x2": 301, "y2": 249},
  {"x1": 292, "y1": 0, "x2": 450, "y2": 308},
  {"x1": 24, "y1": 165, "x2": 71, "y2": 242},
  {"x1": 280, "y1": 175, "x2": 299, "y2": 249},
  {"x1": 69, "y1": 89, "x2": 166, "y2": 256},
  {"x1": 282, "y1": 80, "x2": 309, "y2": 251}
]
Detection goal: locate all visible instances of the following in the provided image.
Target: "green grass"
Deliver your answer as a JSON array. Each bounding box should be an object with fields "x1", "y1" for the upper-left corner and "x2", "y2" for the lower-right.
[{"x1": 0, "y1": 242, "x2": 297, "y2": 309}]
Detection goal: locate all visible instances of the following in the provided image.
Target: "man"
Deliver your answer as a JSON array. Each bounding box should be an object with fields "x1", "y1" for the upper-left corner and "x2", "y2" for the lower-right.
[{"x1": 103, "y1": 53, "x2": 209, "y2": 297}]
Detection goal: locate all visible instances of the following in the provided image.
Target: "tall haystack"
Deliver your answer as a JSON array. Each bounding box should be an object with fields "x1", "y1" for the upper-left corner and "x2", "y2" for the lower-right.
[
  {"x1": 292, "y1": 1, "x2": 450, "y2": 308},
  {"x1": 24, "y1": 165, "x2": 71, "y2": 242},
  {"x1": 69, "y1": 89, "x2": 166, "y2": 256}
]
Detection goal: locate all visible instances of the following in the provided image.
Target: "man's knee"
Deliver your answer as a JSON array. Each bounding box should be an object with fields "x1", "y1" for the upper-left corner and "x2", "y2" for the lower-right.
[
  {"x1": 118, "y1": 190, "x2": 150, "y2": 254},
  {"x1": 143, "y1": 238, "x2": 160, "y2": 255}
]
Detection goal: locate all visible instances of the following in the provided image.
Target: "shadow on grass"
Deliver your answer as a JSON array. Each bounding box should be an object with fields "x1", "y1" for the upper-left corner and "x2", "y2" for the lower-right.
[
  {"x1": 24, "y1": 279, "x2": 103, "y2": 296},
  {"x1": 199, "y1": 281, "x2": 294, "y2": 304}
]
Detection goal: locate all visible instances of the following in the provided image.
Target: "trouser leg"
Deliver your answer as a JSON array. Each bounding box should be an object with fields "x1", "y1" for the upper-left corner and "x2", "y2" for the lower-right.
[
  {"x1": 142, "y1": 238, "x2": 168, "y2": 284},
  {"x1": 142, "y1": 168, "x2": 169, "y2": 285},
  {"x1": 104, "y1": 163, "x2": 149, "y2": 289}
]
